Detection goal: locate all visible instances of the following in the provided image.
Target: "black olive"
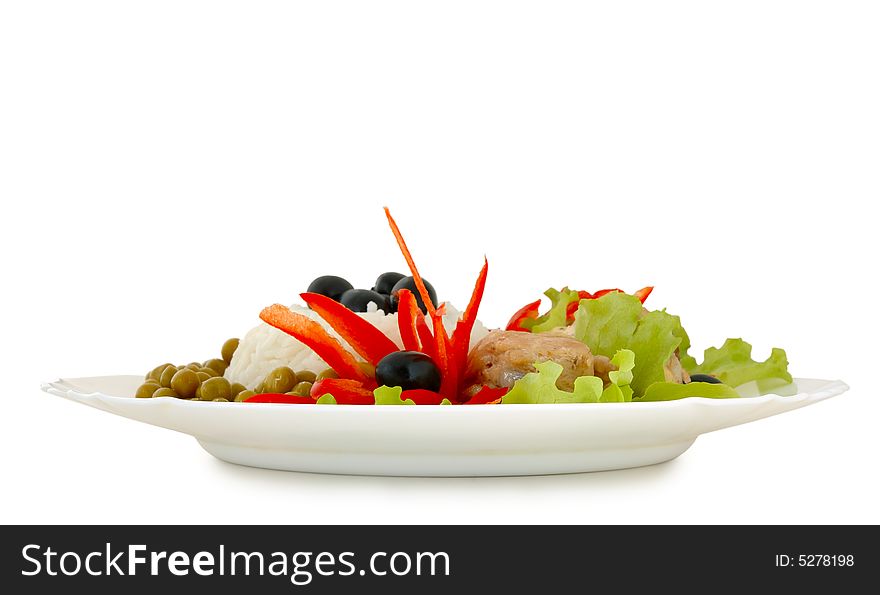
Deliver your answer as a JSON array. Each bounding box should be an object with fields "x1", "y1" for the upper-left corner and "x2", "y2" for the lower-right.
[
  {"x1": 375, "y1": 351, "x2": 442, "y2": 392},
  {"x1": 307, "y1": 275, "x2": 354, "y2": 302},
  {"x1": 688, "y1": 374, "x2": 723, "y2": 384},
  {"x1": 372, "y1": 272, "x2": 406, "y2": 295},
  {"x1": 340, "y1": 289, "x2": 391, "y2": 313},
  {"x1": 390, "y1": 276, "x2": 438, "y2": 314}
]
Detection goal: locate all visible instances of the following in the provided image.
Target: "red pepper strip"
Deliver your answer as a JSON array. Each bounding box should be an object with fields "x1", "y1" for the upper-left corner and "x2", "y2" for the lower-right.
[
  {"x1": 310, "y1": 378, "x2": 376, "y2": 405},
  {"x1": 401, "y1": 389, "x2": 446, "y2": 405},
  {"x1": 506, "y1": 299, "x2": 542, "y2": 332},
  {"x1": 415, "y1": 315, "x2": 437, "y2": 361},
  {"x1": 433, "y1": 314, "x2": 454, "y2": 399},
  {"x1": 396, "y1": 289, "x2": 422, "y2": 352},
  {"x1": 633, "y1": 286, "x2": 654, "y2": 304},
  {"x1": 449, "y1": 258, "x2": 489, "y2": 400},
  {"x1": 565, "y1": 292, "x2": 594, "y2": 323},
  {"x1": 592, "y1": 288, "x2": 623, "y2": 298},
  {"x1": 245, "y1": 393, "x2": 315, "y2": 404},
  {"x1": 384, "y1": 207, "x2": 437, "y2": 317},
  {"x1": 260, "y1": 304, "x2": 370, "y2": 383},
  {"x1": 300, "y1": 292, "x2": 398, "y2": 366},
  {"x1": 465, "y1": 385, "x2": 508, "y2": 405}
]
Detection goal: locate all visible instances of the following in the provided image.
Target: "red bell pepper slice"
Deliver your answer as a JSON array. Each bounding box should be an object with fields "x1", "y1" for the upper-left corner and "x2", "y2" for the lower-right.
[
  {"x1": 466, "y1": 385, "x2": 508, "y2": 405},
  {"x1": 401, "y1": 389, "x2": 446, "y2": 405},
  {"x1": 415, "y1": 315, "x2": 437, "y2": 361},
  {"x1": 310, "y1": 378, "x2": 376, "y2": 405},
  {"x1": 244, "y1": 393, "x2": 315, "y2": 404},
  {"x1": 592, "y1": 288, "x2": 623, "y2": 299},
  {"x1": 506, "y1": 299, "x2": 542, "y2": 332},
  {"x1": 396, "y1": 289, "x2": 422, "y2": 352},
  {"x1": 565, "y1": 291, "x2": 594, "y2": 323},
  {"x1": 260, "y1": 304, "x2": 370, "y2": 383},
  {"x1": 432, "y1": 314, "x2": 454, "y2": 398},
  {"x1": 300, "y1": 292, "x2": 398, "y2": 366},
  {"x1": 633, "y1": 286, "x2": 654, "y2": 304},
  {"x1": 384, "y1": 207, "x2": 438, "y2": 317},
  {"x1": 448, "y1": 258, "x2": 488, "y2": 401}
]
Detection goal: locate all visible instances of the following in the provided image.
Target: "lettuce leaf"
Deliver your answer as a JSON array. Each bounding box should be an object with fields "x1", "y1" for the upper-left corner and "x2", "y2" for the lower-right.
[
  {"x1": 640, "y1": 381, "x2": 740, "y2": 401},
  {"x1": 502, "y1": 349, "x2": 635, "y2": 404},
  {"x1": 373, "y1": 385, "x2": 416, "y2": 405},
  {"x1": 522, "y1": 288, "x2": 580, "y2": 333},
  {"x1": 688, "y1": 338, "x2": 792, "y2": 391},
  {"x1": 602, "y1": 349, "x2": 635, "y2": 402},
  {"x1": 573, "y1": 292, "x2": 683, "y2": 398}
]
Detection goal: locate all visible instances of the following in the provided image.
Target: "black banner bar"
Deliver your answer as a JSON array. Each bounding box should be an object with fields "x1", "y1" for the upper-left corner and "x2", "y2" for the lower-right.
[{"x1": 1, "y1": 526, "x2": 875, "y2": 593}]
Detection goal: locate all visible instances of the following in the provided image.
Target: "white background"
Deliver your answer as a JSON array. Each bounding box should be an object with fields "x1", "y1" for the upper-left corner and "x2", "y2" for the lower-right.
[{"x1": 2, "y1": 1, "x2": 878, "y2": 524}]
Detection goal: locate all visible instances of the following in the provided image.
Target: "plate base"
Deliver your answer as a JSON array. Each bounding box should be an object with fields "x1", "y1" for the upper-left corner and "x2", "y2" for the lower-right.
[{"x1": 197, "y1": 438, "x2": 697, "y2": 477}]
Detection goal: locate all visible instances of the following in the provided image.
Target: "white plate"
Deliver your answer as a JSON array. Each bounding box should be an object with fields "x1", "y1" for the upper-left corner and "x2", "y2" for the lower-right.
[{"x1": 42, "y1": 376, "x2": 848, "y2": 477}]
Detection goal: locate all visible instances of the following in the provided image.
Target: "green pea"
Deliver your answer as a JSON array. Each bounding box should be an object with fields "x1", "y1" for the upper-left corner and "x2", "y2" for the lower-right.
[
  {"x1": 295, "y1": 370, "x2": 317, "y2": 384},
  {"x1": 358, "y1": 361, "x2": 376, "y2": 377},
  {"x1": 200, "y1": 377, "x2": 231, "y2": 401},
  {"x1": 264, "y1": 366, "x2": 297, "y2": 394},
  {"x1": 221, "y1": 338, "x2": 239, "y2": 365},
  {"x1": 147, "y1": 363, "x2": 174, "y2": 382},
  {"x1": 212, "y1": 398, "x2": 229, "y2": 402},
  {"x1": 234, "y1": 390, "x2": 256, "y2": 403},
  {"x1": 229, "y1": 383, "x2": 246, "y2": 399},
  {"x1": 135, "y1": 382, "x2": 161, "y2": 398},
  {"x1": 186, "y1": 362, "x2": 202, "y2": 371},
  {"x1": 153, "y1": 387, "x2": 178, "y2": 398},
  {"x1": 204, "y1": 358, "x2": 228, "y2": 375},
  {"x1": 170, "y1": 368, "x2": 200, "y2": 398},
  {"x1": 196, "y1": 371, "x2": 212, "y2": 383},
  {"x1": 316, "y1": 368, "x2": 339, "y2": 381},
  {"x1": 159, "y1": 365, "x2": 179, "y2": 388},
  {"x1": 199, "y1": 367, "x2": 218, "y2": 378},
  {"x1": 291, "y1": 381, "x2": 313, "y2": 397}
]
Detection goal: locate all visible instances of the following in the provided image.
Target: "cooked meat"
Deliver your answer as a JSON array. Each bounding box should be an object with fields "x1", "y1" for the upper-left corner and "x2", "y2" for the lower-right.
[
  {"x1": 592, "y1": 354, "x2": 615, "y2": 385},
  {"x1": 463, "y1": 330, "x2": 595, "y2": 394},
  {"x1": 664, "y1": 351, "x2": 690, "y2": 384}
]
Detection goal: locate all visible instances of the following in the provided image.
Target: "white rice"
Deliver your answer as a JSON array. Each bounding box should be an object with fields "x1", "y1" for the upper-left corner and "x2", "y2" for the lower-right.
[{"x1": 225, "y1": 301, "x2": 490, "y2": 389}]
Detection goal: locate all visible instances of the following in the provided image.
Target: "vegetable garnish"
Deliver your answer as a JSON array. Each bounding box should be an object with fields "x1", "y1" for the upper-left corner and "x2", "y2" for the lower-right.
[
  {"x1": 383, "y1": 207, "x2": 438, "y2": 317},
  {"x1": 259, "y1": 304, "x2": 371, "y2": 383},
  {"x1": 448, "y1": 258, "x2": 489, "y2": 402},
  {"x1": 311, "y1": 378, "x2": 376, "y2": 405},
  {"x1": 687, "y1": 338, "x2": 792, "y2": 393},
  {"x1": 512, "y1": 286, "x2": 656, "y2": 329},
  {"x1": 501, "y1": 349, "x2": 636, "y2": 404},
  {"x1": 505, "y1": 299, "x2": 542, "y2": 332},
  {"x1": 300, "y1": 292, "x2": 398, "y2": 365},
  {"x1": 415, "y1": 315, "x2": 437, "y2": 361},
  {"x1": 400, "y1": 389, "x2": 447, "y2": 405},
  {"x1": 396, "y1": 289, "x2": 423, "y2": 352},
  {"x1": 466, "y1": 385, "x2": 509, "y2": 405},
  {"x1": 384, "y1": 208, "x2": 489, "y2": 404}
]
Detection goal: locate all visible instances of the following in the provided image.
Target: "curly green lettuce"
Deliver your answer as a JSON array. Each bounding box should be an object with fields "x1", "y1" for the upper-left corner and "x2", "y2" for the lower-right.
[
  {"x1": 521, "y1": 288, "x2": 579, "y2": 333},
  {"x1": 687, "y1": 338, "x2": 792, "y2": 393},
  {"x1": 373, "y1": 386, "x2": 416, "y2": 405},
  {"x1": 569, "y1": 290, "x2": 793, "y2": 400},
  {"x1": 639, "y1": 381, "x2": 740, "y2": 401},
  {"x1": 573, "y1": 292, "x2": 683, "y2": 398},
  {"x1": 502, "y1": 349, "x2": 635, "y2": 404}
]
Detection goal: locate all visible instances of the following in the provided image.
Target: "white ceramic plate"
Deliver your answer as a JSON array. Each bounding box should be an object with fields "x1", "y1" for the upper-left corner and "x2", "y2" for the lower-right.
[{"x1": 42, "y1": 375, "x2": 848, "y2": 477}]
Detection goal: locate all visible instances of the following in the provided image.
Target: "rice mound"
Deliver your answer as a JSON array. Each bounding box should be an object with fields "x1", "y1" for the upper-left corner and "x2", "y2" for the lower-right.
[{"x1": 225, "y1": 302, "x2": 490, "y2": 389}]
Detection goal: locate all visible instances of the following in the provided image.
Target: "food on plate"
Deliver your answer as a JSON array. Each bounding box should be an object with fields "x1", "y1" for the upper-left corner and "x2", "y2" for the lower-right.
[{"x1": 133, "y1": 208, "x2": 793, "y2": 405}]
